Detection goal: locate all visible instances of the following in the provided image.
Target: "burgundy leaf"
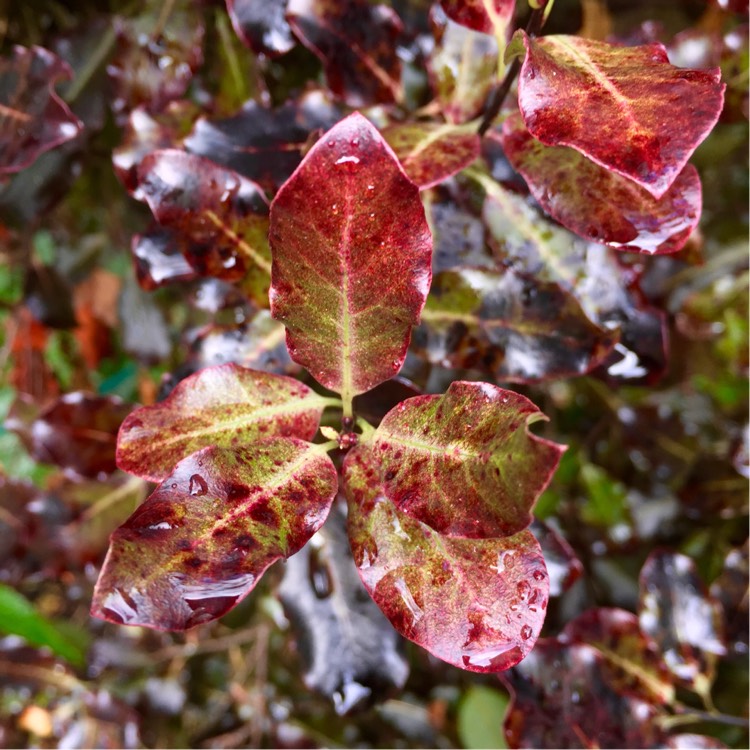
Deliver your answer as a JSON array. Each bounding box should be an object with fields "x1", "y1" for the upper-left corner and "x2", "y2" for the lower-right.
[
  {"x1": 117, "y1": 363, "x2": 331, "y2": 482},
  {"x1": 134, "y1": 149, "x2": 272, "y2": 305},
  {"x1": 440, "y1": 0, "x2": 516, "y2": 36},
  {"x1": 131, "y1": 225, "x2": 198, "y2": 291},
  {"x1": 509, "y1": 31, "x2": 725, "y2": 198},
  {"x1": 710, "y1": 543, "x2": 749, "y2": 655},
  {"x1": 226, "y1": 0, "x2": 295, "y2": 56},
  {"x1": 382, "y1": 121, "x2": 481, "y2": 189},
  {"x1": 501, "y1": 112, "x2": 703, "y2": 255},
  {"x1": 92, "y1": 438, "x2": 337, "y2": 630},
  {"x1": 269, "y1": 112, "x2": 432, "y2": 401},
  {"x1": 530, "y1": 519, "x2": 582, "y2": 596},
  {"x1": 286, "y1": 0, "x2": 403, "y2": 106},
  {"x1": 0, "y1": 45, "x2": 82, "y2": 176},
  {"x1": 371, "y1": 381, "x2": 565, "y2": 538},
  {"x1": 344, "y1": 446, "x2": 549, "y2": 673}
]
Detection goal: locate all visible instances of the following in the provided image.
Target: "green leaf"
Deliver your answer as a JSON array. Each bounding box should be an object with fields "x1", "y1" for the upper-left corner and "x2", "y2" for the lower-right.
[{"x1": 458, "y1": 685, "x2": 510, "y2": 749}]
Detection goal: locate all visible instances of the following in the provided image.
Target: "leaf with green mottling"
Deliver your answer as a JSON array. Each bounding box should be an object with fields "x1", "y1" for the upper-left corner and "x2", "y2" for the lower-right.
[
  {"x1": 371, "y1": 381, "x2": 565, "y2": 538},
  {"x1": 344, "y1": 445, "x2": 549, "y2": 673},
  {"x1": 93, "y1": 438, "x2": 338, "y2": 631},
  {"x1": 117, "y1": 364, "x2": 332, "y2": 482},
  {"x1": 269, "y1": 113, "x2": 432, "y2": 404}
]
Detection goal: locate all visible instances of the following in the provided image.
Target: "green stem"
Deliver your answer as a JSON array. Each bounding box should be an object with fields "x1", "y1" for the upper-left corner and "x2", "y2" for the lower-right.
[
  {"x1": 658, "y1": 710, "x2": 749, "y2": 731},
  {"x1": 356, "y1": 416, "x2": 376, "y2": 442},
  {"x1": 63, "y1": 25, "x2": 117, "y2": 104}
]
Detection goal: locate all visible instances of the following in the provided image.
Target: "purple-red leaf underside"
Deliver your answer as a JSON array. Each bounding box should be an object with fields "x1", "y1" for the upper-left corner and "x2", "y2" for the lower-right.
[
  {"x1": 93, "y1": 438, "x2": 337, "y2": 631},
  {"x1": 117, "y1": 364, "x2": 330, "y2": 482},
  {"x1": 510, "y1": 31, "x2": 725, "y2": 198},
  {"x1": 372, "y1": 381, "x2": 565, "y2": 538},
  {"x1": 269, "y1": 112, "x2": 432, "y2": 400},
  {"x1": 439, "y1": 0, "x2": 515, "y2": 36},
  {"x1": 344, "y1": 446, "x2": 549, "y2": 673},
  {"x1": 501, "y1": 113, "x2": 702, "y2": 255}
]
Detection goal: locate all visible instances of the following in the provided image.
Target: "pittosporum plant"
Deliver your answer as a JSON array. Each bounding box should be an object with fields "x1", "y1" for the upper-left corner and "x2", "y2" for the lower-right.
[{"x1": 87, "y1": 0, "x2": 726, "y2": 698}]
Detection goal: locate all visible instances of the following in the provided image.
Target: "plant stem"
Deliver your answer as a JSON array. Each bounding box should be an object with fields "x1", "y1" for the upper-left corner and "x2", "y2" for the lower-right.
[
  {"x1": 658, "y1": 710, "x2": 749, "y2": 731},
  {"x1": 63, "y1": 25, "x2": 117, "y2": 105}
]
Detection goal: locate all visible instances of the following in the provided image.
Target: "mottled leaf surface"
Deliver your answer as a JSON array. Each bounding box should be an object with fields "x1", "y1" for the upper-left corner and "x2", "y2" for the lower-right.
[
  {"x1": 226, "y1": 0, "x2": 295, "y2": 56},
  {"x1": 0, "y1": 45, "x2": 82, "y2": 176},
  {"x1": 117, "y1": 364, "x2": 329, "y2": 481},
  {"x1": 134, "y1": 149, "x2": 271, "y2": 305},
  {"x1": 93, "y1": 439, "x2": 337, "y2": 630},
  {"x1": 440, "y1": 0, "x2": 515, "y2": 36},
  {"x1": 372, "y1": 381, "x2": 565, "y2": 537},
  {"x1": 510, "y1": 32, "x2": 725, "y2": 198},
  {"x1": 344, "y1": 446, "x2": 549, "y2": 673},
  {"x1": 382, "y1": 121, "x2": 480, "y2": 189},
  {"x1": 501, "y1": 113, "x2": 702, "y2": 255},
  {"x1": 270, "y1": 113, "x2": 432, "y2": 399},
  {"x1": 286, "y1": 0, "x2": 403, "y2": 106}
]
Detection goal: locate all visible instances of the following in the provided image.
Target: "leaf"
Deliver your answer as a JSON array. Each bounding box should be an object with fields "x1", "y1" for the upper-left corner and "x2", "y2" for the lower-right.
[
  {"x1": 530, "y1": 519, "x2": 582, "y2": 596},
  {"x1": 117, "y1": 363, "x2": 331, "y2": 482},
  {"x1": 638, "y1": 551, "x2": 727, "y2": 691},
  {"x1": 371, "y1": 381, "x2": 565, "y2": 538},
  {"x1": 0, "y1": 45, "x2": 82, "y2": 176},
  {"x1": 92, "y1": 438, "x2": 338, "y2": 630},
  {"x1": 278, "y1": 500, "x2": 409, "y2": 715},
  {"x1": 710, "y1": 543, "x2": 749, "y2": 655},
  {"x1": 501, "y1": 112, "x2": 703, "y2": 255},
  {"x1": 509, "y1": 31, "x2": 725, "y2": 198},
  {"x1": 344, "y1": 446, "x2": 549, "y2": 673},
  {"x1": 134, "y1": 149, "x2": 272, "y2": 305},
  {"x1": 130, "y1": 225, "x2": 198, "y2": 291},
  {"x1": 226, "y1": 0, "x2": 295, "y2": 56},
  {"x1": 0, "y1": 584, "x2": 87, "y2": 666},
  {"x1": 440, "y1": 0, "x2": 516, "y2": 36},
  {"x1": 286, "y1": 0, "x2": 404, "y2": 106},
  {"x1": 382, "y1": 121, "x2": 481, "y2": 189},
  {"x1": 269, "y1": 112, "x2": 432, "y2": 401},
  {"x1": 457, "y1": 684, "x2": 510, "y2": 749}
]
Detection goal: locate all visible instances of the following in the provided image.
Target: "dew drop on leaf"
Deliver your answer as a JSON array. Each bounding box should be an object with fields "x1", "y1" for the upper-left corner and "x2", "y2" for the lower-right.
[
  {"x1": 520, "y1": 624, "x2": 533, "y2": 640},
  {"x1": 189, "y1": 474, "x2": 208, "y2": 496}
]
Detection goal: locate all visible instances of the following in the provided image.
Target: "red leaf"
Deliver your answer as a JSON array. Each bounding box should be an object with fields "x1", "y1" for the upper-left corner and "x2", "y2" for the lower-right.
[
  {"x1": 0, "y1": 46, "x2": 82, "y2": 176},
  {"x1": 92, "y1": 439, "x2": 338, "y2": 630},
  {"x1": 226, "y1": 0, "x2": 295, "y2": 56},
  {"x1": 269, "y1": 113, "x2": 432, "y2": 401},
  {"x1": 440, "y1": 0, "x2": 516, "y2": 36},
  {"x1": 501, "y1": 112, "x2": 703, "y2": 255},
  {"x1": 509, "y1": 31, "x2": 725, "y2": 198},
  {"x1": 371, "y1": 381, "x2": 565, "y2": 538},
  {"x1": 344, "y1": 446, "x2": 549, "y2": 673}
]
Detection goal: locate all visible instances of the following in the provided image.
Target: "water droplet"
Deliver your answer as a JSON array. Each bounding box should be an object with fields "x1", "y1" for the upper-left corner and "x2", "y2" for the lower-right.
[
  {"x1": 367, "y1": 184, "x2": 375, "y2": 190},
  {"x1": 520, "y1": 624, "x2": 533, "y2": 640},
  {"x1": 170, "y1": 483, "x2": 177, "y2": 489},
  {"x1": 189, "y1": 474, "x2": 208, "y2": 496},
  {"x1": 517, "y1": 580, "x2": 531, "y2": 600},
  {"x1": 350, "y1": 138, "x2": 359, "y2": 146},
  {"x1": 327, "y1": 140, "x2": 335, "y2": 147},
  {"x1": 532, "y1": 569, "x2": 545, "y2": 581},
  {"x1": 335, "y1": 155, "x2": 360, "y2": 166}
]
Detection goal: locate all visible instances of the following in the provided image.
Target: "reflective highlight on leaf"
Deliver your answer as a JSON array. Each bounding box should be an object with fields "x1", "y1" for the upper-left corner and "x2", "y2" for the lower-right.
[
  {"x1": 511, "y1": 32, "x2": 725, "y2": 198},
  {"x1": 270, "y1": 112, "x2": 432, "y2": 399},
  {"x1": 117, "y1": 364, "x2": 329, "y2": 481},
  {"x1": 372, "y1": 381, "x2": 565, "y2": 537},
  {"x1": 226, "y1": 0, "x2": 295, "y2": 57},
  {"x1": 344, "y1": 446, "x2": 549, "y2": 673},
  {"x1": 93, "y1": 439, "x2": 338, "y2": 630}
]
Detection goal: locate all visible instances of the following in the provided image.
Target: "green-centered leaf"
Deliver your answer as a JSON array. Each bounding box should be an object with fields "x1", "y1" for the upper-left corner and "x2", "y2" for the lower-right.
[
  {"x1": 458, "y1": 684, "x2": 510, "y2": 749},
  {"x1": 92, "y1": 438, "x2": 338, "y2": 631},
  {"x1": 382, "y1": 121, "x2": 480, "y2": 189},
  {"x1": 269, "y1": 112, "x2": 432, "y2": 404},
  {"x1": 501, "y1": 113, "x2": 702, "y2": 255},
  {"x1": 0, "y1": 584, "x2": 87, "y2": 666},
  {"x1": 371, "y1": 381, "x2": 565, "y2": 537},
  {"x1": 134, "y1": 149, "x2": 272, "y2": 305},
  {"x1": 344, "y1": 445, "x2": 549, "y2": 673},
  {"x1": 507, "y1": 31, "x2": 725, "y2": 198},
  {"x1": 117, "y1": 364, "x2": 332, "y2": 481}
]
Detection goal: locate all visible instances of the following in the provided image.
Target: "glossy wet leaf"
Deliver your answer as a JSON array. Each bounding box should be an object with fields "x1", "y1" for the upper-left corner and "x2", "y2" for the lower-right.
[
  {"x1": 134, "y1": 149, "x2": 271, "y2": 305},
  {"x1": 639, "y1": 551, "x2": 726, "y2": 690},
  {"x1": 382, "y1": 121, "x2": 480, "y2": 189},
  {"x1": 508, "y1": 31, "x2": 725, "y2": 198},
  {"x1": 530, "y1": 519, "x2": 582, "y2": 596},
  {"x1": 501, "y1": 113, "x2": 702, "y2": 255},
  {"x1": 710, "y1": 543, "x2": 749, "y2": 655},
  {"x1": 269, "y1": 113, "x2": 432, "y2": 400},
  {"x1": 372, "y1": 381, "x2": 565, "y2": 538},
  {"x1": 440, "y1": 0, "x2": 515, "y2": 36},
  {"x1": 92, "y1": 438, "x2": 337, "y2": 630},
  {"x1": 279, "y1": 501, "x2": 408, "y2": 715},
  {"x1": 286, "y1": 0, "x2": 403, "y2": 106},
  {"x1": 344, "y1": 446, "x2": 549, "y2": 673},
  {"x1": 131, "y1": 225, "x2": 198, "y2": 291},
  {"x1": 0, "y1": 45, "x2": 82, "y2": 176},
  {"x1": 226, "y1": 0, "x2": 295, "y2": 56},
  {"x1": 117, "y1": 363, "x2": 330, "y2": 482}
]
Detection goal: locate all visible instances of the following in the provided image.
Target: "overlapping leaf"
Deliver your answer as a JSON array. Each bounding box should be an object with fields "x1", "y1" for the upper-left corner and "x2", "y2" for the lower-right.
[
  {"x1": 226, "y1": 0, "x2": 295, "y2": 56},
  {"x1": 508, "y1": 31, "x2": 725, "y2": 198},
  {"x1": 92, "y1": 438, "x2": 338, "y2": 630},
  {"x1": 269, "y1": 113, "x2": 432, "y2": 400},
  {"x1": 117, "y1": 364, "x2": 331, "y2": 481},
  {"x1": 371, "y1": 381, "x2": 565, "y2": 537},
  {"x1": 344, "y1": 446, "x2": 549, "y2": 673},
  {"x1": 134, "y1": 149, "x2": 272, "y2": 305},
  {"x1": 0, "y1": 45, "x2": 82, "y2": 176},
  {"x1": 501, "y1": 112, "x2": 703, "y2": 254},
  {"x1": 440, "y1": 0, "x2": 516, "y2": 36},
  {"x1": 130, "y1": 225, "x2": 198, "y2": 290},
  {"x1": 382, "y1": 121, "x2": 480, "y2": 189}
]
